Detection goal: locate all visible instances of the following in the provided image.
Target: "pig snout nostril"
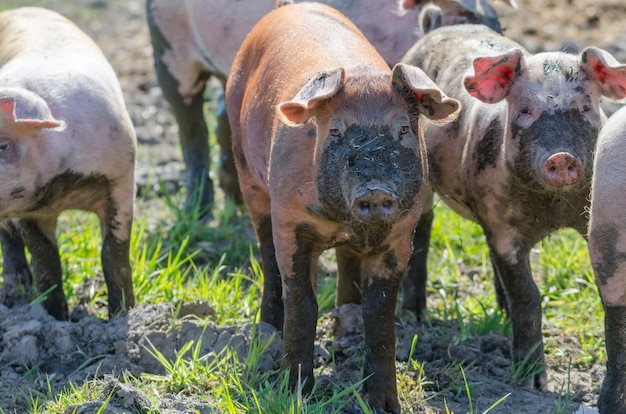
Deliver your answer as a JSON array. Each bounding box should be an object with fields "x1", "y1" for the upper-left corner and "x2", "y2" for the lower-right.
[
  {"x1": 541, "y1": 152, "x2": 581, "y2": 187},
  {"x1": 351, "y1": 188, "x2": 399, "y2": 223}
]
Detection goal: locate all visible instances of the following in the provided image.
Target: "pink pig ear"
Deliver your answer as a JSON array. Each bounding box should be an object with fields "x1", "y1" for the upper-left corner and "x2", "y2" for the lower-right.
[
  {"x1": 463, "y1": 48, "x2": 524, "y2": 104},
  {"x1": 581, "y1": 47, "x2": 626, "y2": 101},
  {"x1": 0, "y1": 89, "x2": 65, "y2": 130},
  {"x1": 278, "y1": 68, "x2": 344, "y2": 126}
]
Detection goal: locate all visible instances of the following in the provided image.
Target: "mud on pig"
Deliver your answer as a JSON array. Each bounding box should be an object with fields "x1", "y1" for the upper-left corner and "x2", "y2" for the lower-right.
[
  {"x1": 0, "y1": 7, "x2": 136, "y2": 320},
  {"x1": 225, "y1": 2, "x2": 460, "y2": 412},
  {"x1": 400, "y1": 21, "x2": 626, "y2": 391},
  {"x1": 589, "y1": 105, "x2": 626, "y2": 413},
  {"x1": 146, "y1": 0, "x2": 512, "y2": 219}
]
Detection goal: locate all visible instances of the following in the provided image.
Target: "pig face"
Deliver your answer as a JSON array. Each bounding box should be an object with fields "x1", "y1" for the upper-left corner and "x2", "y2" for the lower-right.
[
  {"x1": 464, "y1": 47, "x2": 625, "y2": 193},
  {"x1": 278, "y1": 65, "x2": 460, "y2": 246}
]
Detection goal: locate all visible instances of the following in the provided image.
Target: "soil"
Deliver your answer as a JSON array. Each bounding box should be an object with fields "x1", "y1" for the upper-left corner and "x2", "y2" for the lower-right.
[{"x1": 1, "y1": 0, "x2": 625, "y2": 413}]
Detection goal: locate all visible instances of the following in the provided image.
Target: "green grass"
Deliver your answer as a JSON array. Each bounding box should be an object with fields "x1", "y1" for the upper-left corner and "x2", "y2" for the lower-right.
[{"x1": 0, "y1": 187, "x2": 601, "y2": 413}]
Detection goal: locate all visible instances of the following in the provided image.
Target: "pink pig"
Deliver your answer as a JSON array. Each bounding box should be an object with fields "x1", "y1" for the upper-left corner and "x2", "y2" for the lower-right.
[{"x1": 0, "y1": 7, "x2": 136, "y2": 320}]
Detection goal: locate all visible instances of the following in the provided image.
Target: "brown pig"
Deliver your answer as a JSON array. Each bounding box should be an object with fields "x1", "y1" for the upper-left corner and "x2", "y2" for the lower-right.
[
  {"x1": 0, "y1": 8, "x2": 136, "y2": 320},
  {"x1": 226, "y1": 2, "x2": 460, "y2": 412}
]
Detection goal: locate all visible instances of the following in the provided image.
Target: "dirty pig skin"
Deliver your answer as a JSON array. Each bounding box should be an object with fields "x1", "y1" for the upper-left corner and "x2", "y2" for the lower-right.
[
  {"x1": 146, "y1": 0, "x2": 512, "y2": 219},
  {"x1": 226, "y1": 2, "x2": 460, "y2": 412},
  {"x1": 589, "y1": 105, "x2": 626, "y2": 413},
  {"x1": 400, "y1": 20, "x2": 626, "y2": 395},
  {"x1": 0, "y1": 7, "x2": 136, "y2": 320}
]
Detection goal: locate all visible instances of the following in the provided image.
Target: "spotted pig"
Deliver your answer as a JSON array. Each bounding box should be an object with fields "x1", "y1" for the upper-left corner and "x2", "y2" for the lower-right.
[{"x1": 400, "y1": 23, "x2": 626, "y2": 389}]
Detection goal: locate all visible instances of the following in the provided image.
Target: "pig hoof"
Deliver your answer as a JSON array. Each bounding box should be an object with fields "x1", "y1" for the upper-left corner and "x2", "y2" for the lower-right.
[
  {"x1": 599, "y1": 371, "x2": 626, "y2": 413},
  {"x1": 0, "y1": 284, "x2": 29, "y2": 308}
]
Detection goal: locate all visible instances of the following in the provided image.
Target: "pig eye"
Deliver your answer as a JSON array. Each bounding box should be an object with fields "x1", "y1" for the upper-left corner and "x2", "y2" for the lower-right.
[
  {"x1": 582, "y1": 104, "x2": 591, "y2": 112},
  {"x1": 520, "y1": 106, "x2": 530, "y2": 114},
  {"x1": 0, "y1": 139, "x2": 12, "y2": 152},
  {"x1": 329, "y1": 128, "x2": 342, "y2": 138},
  {"x1": 399, "y1": 125, "x2": 410, "y2": 137}
]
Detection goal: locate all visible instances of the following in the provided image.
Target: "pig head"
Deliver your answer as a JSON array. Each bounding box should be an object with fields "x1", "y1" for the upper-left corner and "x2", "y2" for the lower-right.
[
  {"x1": 401, "y1": 23, "x2": 626, "y2": 390},
  {"x1": 146, "y1": 0, "x2": 508, "y2": 220},
  {"x1": 226, "y1": 3, "x2": 460, "y2": 412},
  {"x1": 0, "y1": 7, "x2": 136, "y2": 320}
]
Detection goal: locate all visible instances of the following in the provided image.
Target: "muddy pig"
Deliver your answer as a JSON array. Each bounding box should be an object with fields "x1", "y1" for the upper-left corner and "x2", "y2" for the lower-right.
[
  {"x1": 589, "y1": 105, "x2": 626, "y2": 413},
  {"x1": 226, "y1": 2, "x2": 460, "y2": 411},
  {"x1": 400, "y1": 23, "x2": 626, "y2": 389},
  {"x1": 146, "y1": 0, "x2": 510, "y2": 219},
  {"x1": 0, "y1": 7, "x2": 136, "y2": 320}
]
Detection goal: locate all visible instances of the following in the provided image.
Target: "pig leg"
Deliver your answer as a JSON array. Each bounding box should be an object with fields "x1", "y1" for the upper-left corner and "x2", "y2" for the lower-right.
[
  {"x1": 335, "y1": 246, "x2": 362, "y2": 306},
  {"x1": 278, "y1": 224, "x2": 320, "y2": 394},
  {"x1": 599, "y1": 305, "x2": 626, "y2": 412},
  {"x1": 493, "y1": 262, "x2": 509, "y2": 314},
  {"x1": 488, "y1": 242, "x2": 547, "y2": 389},
  {"x1": 361, "y1": 255, "x2": 402, "y2": 414},
  {"x1": 256, "y1": 214, "x2": 283, "y2": 330},
  {"x1": 0, "y1": 222, "x2": 33, "y2": 306},
  {"x1": 99, "y1": 183, "x2": 135, "y2": 317},
  {"x1": 215, "y1": 92, "x2": 243, "y2": 205},
  {"x1": 148, "y1": 20, "x2": 213, "y2": 218},
  {"x1": 402, "y1": 207, "x2": 433, "y2": 320},
  {"x1": 17, "y1": 217, "x2": 68, "y2": 320}
]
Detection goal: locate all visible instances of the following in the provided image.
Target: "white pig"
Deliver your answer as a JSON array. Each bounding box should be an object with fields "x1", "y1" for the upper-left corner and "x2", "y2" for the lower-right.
[
  {"x1": 588, "y1": 105, "x2": 626, "y2": 413},
  {"x1": 0, "y1": 7, "x2": 136, "y2": 320}
]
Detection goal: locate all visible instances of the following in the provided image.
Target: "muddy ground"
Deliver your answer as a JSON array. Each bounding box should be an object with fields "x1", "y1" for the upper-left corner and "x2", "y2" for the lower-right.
[{"x1": 0, "y1": 0, "x2": 625, "y2": 413}]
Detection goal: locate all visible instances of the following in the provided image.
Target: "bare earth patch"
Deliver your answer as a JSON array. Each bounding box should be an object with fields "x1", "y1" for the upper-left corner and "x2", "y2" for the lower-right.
[{"x1": 1, "y1": 0, "x2": 625, "y2": 413}]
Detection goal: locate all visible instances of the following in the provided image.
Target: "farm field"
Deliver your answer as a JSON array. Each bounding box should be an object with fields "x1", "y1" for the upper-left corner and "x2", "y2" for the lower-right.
[{"x1": 0, "y1": 0, "x2": 625, "y2": 413}]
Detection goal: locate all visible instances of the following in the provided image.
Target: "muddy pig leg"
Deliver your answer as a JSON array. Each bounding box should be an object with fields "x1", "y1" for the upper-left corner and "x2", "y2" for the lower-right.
[
  {"x1": 402, "y1": 206, "x2": 433, "y2": 320},
  {"x1": 147, "y1": 12, "x2": 213, "y2": 218},
  {"x1": 255, "y1": 214, "x2": 283, "y2": 330},
  {"x1": 279, "y1": 224, "x2": 320, "y2": 394},
  {"x1": 488, "y1": 239, "x2": 546, "y2": 389},
  {"x1": 0, "y1": 221, "x2": 33, "y2": 305},
  {"x1": 336, "y1": 246, "x2": 362, "y2": 306},
  {"x1": 17, "y1": 217, "x2": 68, "y2": 320},
  {"x1": 99, "y1": 182, "x2": 135, "y2": 317},
  {"x1": 215, "y1": 91, "x2": 243, "y2": 205},
  {"x1": 362, "y1": 255, "x2": 402, "y2": 414}
]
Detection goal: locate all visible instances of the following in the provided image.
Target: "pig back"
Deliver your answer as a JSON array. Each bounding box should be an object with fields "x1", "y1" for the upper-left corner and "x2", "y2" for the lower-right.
[
  {"x1": 405, "y1": 24, "x2": 526, "y2": 98},
  {"x1": 227, "y1": 2, "x2": 389, "y2": 181}
]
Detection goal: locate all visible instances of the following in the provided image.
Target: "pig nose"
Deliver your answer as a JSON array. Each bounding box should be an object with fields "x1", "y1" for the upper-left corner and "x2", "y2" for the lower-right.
[
  {"x1": 541, "y1": 152, "x2": 581, "y2": 187},
  {"x1": 351, "y1": 186, "x2": 399, "y2": 223}
]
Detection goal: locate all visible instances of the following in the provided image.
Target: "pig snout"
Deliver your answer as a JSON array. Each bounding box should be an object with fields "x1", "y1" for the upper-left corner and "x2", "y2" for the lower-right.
[
  {"x1": 351, "y1": 184, "x2": 399, "y2": 223},
  {"x1": 540, "y1": 152, "x2": 582, "y2": 187}
]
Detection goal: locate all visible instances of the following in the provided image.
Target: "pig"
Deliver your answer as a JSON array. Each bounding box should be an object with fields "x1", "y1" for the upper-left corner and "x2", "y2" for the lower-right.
[
  {"x1": 146, "y1": 0, "x2": 512, "y2": 219},
  {"x1": 400, "y1": 23, "x2": 626, "y2": 389},
  {"x1": 225, "y1": 2, "x2": 460, "y2": 411},
  {"x1": 588, "y1": 105, "x2": 626, "y2": 413},
  {"x1": 0, "y1": 7, "x2": 136, "y2": 320}
]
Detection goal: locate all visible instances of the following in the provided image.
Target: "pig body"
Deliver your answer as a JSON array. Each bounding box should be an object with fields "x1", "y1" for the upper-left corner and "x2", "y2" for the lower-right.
[
  {"x1": 401, "y1": 23, "x2": 626, "y2": 389},
  {"x1": 146, "y1": 0, "x2": 510, "y2": 218},
  {"x1": 226, "y1": 3, "x2": 460, "y2": 411},
  {"x1": 0, "y1": 7, "x2": 136, "y2": 320},
  {"x1": 589, "y1": 105, "x2": 626, "y2": 413}
]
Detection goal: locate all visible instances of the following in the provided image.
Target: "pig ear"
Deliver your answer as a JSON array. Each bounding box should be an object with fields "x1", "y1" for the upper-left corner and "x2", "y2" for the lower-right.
[
  {"x1": 463, "y1": 49, "x2": 524, "y2": 103},
  {"x1": 392, "y1": 63, "x2": 461, "y2": 123},
  {"x1": 580, "y1": 47, "x2": 626, "y2": 101},
  {"x1": 0, "y1": 89, "x2": 64, "y2": 129},
  {"x1": 278, "y1": 68, "x2": 344, "y2": 126}
]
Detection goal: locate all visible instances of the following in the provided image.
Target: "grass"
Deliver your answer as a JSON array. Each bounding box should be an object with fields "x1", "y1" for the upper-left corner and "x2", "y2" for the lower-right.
[{"x1": 0, "y1": 185, "x2": 602, "y2": 413}]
